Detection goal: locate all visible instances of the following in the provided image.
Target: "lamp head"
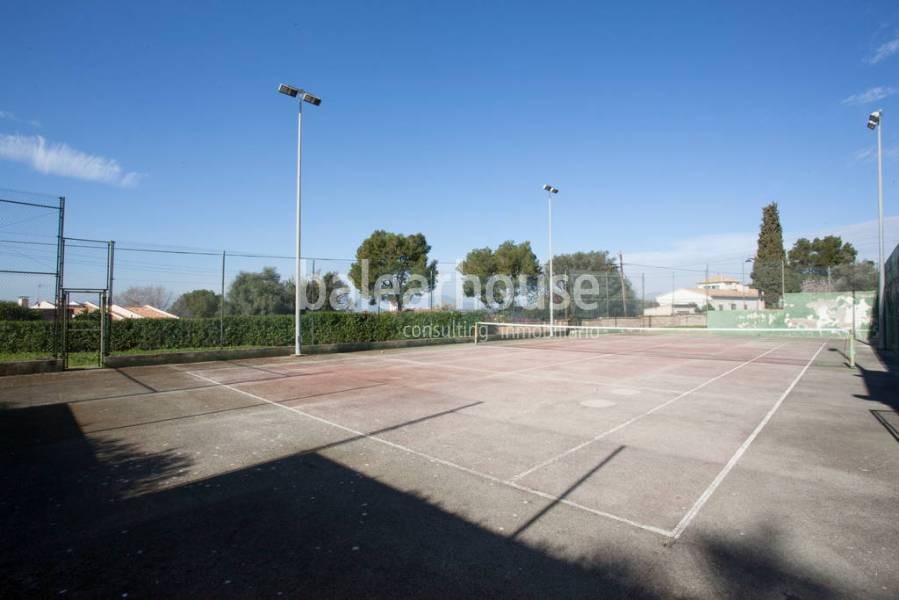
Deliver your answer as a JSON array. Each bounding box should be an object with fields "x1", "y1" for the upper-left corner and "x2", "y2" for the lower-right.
[
  {"x1": 867, "y1": 110, "x2": 881, "y2": 130},
  {"x1": 542, "y1": 184, "x2": 559, "y2": 194},
  {"x1": 278, "y1": 83, "x2": 300, "y2": 97},
  {"x1": 302, "y1": 92, "x2": 322, "y2": 106}
]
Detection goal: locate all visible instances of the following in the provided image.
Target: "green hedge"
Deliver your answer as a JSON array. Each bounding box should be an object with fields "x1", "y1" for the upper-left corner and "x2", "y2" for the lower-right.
[{"x1": 0, "y1": 311, "x2": 487, "y2": 354}]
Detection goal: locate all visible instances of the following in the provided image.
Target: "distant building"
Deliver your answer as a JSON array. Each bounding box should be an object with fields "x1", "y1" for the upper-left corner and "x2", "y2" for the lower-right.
[
  {"x1": 82, "y1": 302, "x2": 179, "y2": 320},
  {"x1": 26, "y1": 300, "x2": 178, "y2": 321},
  {"x1": 644, "y1": 275, "x2": 764, "y2": 315},
  {"x1": 30, "y1": 299, "x2": 86, "y2": 320}
]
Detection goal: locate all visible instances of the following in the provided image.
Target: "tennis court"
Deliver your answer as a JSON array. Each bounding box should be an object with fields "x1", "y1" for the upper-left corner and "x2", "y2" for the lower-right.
[{"x1": 1, "y1": 327, "x2": 897, "y2": 597}]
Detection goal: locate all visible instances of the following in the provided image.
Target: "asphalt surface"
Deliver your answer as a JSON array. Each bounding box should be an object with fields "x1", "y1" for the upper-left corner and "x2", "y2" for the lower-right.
[{"x1": 1, "y1": 335, "x2": 897, "y2": 598}]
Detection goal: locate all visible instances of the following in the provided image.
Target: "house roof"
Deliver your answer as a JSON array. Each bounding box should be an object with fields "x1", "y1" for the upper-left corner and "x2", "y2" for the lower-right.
[
  {"x1": 691, "y1": 287, "x2": 760, "y2": 299},
  {"x1": 699, "y1": 274, "x2": 740, "y2": 284},
  {"x1": 124, "y1": 305, "x2": 178, "y2": 319}
]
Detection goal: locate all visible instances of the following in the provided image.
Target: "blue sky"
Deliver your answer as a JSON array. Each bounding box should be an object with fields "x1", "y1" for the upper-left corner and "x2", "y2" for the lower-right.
[{"x1": 1, "y1": 1, "x2": 897, "y2": 297}]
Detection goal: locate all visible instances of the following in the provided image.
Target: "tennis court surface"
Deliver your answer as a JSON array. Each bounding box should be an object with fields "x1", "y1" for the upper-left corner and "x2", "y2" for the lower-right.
[{"x1": 2, "y1": 329, "x2": 898, "y2": 598}]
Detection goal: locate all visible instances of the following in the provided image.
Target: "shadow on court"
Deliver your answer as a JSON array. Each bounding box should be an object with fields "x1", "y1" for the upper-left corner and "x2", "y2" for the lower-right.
[
  {"x1": 0, "y1": 401, "x2": 852, "y2": 598},
  {"x1": 856, "y1": 346, "x2": 899, "y2": 441}
]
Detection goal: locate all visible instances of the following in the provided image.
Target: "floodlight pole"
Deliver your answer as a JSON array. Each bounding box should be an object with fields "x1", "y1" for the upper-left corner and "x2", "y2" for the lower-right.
[
  {"x1": 279, "y1": 83, "x2": 320, "y2": 355},
  {"x1": 548, "y1": 190, "x2": 554, "y2": 337},
  {"x1": 294, "y1": 99, "x2": 303, "y2": 355},
  {"x1": 875, "y1": 112, "x2": 885, "y2": 349}
]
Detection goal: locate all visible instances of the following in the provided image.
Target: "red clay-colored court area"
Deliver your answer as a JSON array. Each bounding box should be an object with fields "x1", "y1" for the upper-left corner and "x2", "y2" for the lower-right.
[{"x1": 1, "y1": 334, "x2": 897, "y2": 598}]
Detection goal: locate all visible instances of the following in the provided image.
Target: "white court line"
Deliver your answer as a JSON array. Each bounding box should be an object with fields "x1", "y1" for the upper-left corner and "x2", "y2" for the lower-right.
[
  {"x1": 508, "y1": 343, "x2": 787, "y2": 482},
  {"x1": 669, "y1": 342, "x2": 826, "y2": 540},
  {"x1": 172, "y1": 344, "x2": 489, "y2": 375},
  {"x1": 384, "y1": 336, "x2": 686, "y2": 390},
  {"x1": 183, "y1": 368, "x2": 674, "y2": 538}
]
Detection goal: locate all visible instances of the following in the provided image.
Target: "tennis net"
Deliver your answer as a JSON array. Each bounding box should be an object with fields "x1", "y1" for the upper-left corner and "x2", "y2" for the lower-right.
[{"x1": 473, "y1": 321, "x2": 856, "y2": 368}]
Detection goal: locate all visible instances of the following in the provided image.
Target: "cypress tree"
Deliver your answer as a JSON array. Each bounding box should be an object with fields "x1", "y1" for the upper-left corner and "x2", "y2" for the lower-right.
[{"x1": 750, "y1": 202, "x2": 787, "y2": 307}]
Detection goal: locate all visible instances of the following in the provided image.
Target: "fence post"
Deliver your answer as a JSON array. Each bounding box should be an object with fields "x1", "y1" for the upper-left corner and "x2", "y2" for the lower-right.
[
  {"x1": 605, "y1": 273, "x2": 610, "y2": 318},
  {"x1": 220, "y1": 251, "x2": 226, "y2": 347},
  {"x1": 641, "y1": 272, "x2": 645, "y2": 327},
  {"x1": 106, "y1": 240, "x2": 115, "y2": 358},
  {"x1": 55, "y1": 196, "x2": 66, "y2": 359}
]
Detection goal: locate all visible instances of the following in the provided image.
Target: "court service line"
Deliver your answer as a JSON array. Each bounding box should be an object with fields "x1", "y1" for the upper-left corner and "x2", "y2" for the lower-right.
[
  {"x1": 669, "y1": 342, "x2": 826, "y2": 540},
  {"x1": 183, "y1": 368, "x2": 675, "y2": 538},
  {"x1": 508, "y1": 343, "x2": 788, "y2": 482}
]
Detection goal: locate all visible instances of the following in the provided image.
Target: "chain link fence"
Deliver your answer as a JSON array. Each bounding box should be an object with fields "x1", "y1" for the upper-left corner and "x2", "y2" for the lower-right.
[
  {"x1": 1, "y1": 193, "x2": 888, "y2": 362},
  {"x1": 0, "y1": 189, "x2": 64, "y2": 360}
]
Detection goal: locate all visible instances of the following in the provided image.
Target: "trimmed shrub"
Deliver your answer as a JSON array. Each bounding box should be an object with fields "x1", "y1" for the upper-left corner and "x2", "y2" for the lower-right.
[
  {"x1": 0, "y1": 301, "x2": 42, "y2": 321},
  {"x1": 0, "y1": 311, "x2": 487, "y2": 354}
]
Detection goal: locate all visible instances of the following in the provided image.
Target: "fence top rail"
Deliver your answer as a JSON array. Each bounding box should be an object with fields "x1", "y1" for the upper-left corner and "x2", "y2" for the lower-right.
[
  {"x1": 0, "y1": 197, "x2": 61, "y2": 210},
  {"x1": 0, "y1": 269, "x2": 57, "y2": 276},
  {"x1": 64, "y1": 236, "x2": 111, "y2": 244}
]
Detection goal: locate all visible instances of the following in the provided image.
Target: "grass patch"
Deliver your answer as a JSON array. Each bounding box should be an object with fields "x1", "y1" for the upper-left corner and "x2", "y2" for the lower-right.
[
  {"x1": 0, "y1": 352, "x2": 98, "y2": 369},
  {"x1": 0, "y1": 346, "x2": 283, "y2": 369}
]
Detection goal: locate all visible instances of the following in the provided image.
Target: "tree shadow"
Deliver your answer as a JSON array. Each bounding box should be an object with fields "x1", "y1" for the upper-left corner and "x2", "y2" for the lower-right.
[
  {"x1": 0, "y1": 399, "x2": 863, "y2": 598},
  {"x1": 678, "y1": 524, "x2": 848, "y2": 599},
  {"x1": 853, "y1": 347, "x2": 898, "y2": 412}
]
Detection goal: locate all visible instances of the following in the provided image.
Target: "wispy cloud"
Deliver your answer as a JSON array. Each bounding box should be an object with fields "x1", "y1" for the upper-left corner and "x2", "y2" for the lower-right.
[
  {"x1": 0, "y1": 134, "x2": 142, "y2": 187},
  {"x1": 0, "y1": 110, "x2": 41, "y2": 128},
  {"x1": 867, "y1": 38, "x2": 899, "y2": 64},
  {"x1": 842, "y1": 86, "x2": 895, "y2": 105},
  {"x1": 854, "y1": 145, "x2": 899, "y2": 162}
]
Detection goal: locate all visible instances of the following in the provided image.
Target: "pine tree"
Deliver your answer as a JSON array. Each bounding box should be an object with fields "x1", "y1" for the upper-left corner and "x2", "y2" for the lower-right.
[{"x1": 750, "y1": 202, "x2": 787, "y2": 307}]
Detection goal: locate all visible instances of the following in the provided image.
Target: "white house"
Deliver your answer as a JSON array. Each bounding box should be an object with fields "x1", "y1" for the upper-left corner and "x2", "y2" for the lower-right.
[{"x1": 644, "y1": 275, "x2": 765, "y2": 315}]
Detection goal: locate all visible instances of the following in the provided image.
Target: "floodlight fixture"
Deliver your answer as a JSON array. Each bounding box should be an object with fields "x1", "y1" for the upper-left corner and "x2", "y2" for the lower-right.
[
  {"x1": 302, "y1": 92, "x2": 322, "y2": 106},
  {"x1": 278, "y1": 83, "x2": 300, "y2": 97},
  {"x1": 867, "y1": 110, "x2": 881, "y2": 130},
  {"x1": 543, "y1": 184, "x2": 559, "y2": 194}
]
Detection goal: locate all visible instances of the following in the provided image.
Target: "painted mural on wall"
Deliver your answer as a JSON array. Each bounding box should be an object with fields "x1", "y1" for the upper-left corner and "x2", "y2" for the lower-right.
[
  {"x1": 783, "y1": 292, "x2": 874, "y2": 331},
  {"x1": 708, "y1": 291, "x2": 874, "y2": 331}
]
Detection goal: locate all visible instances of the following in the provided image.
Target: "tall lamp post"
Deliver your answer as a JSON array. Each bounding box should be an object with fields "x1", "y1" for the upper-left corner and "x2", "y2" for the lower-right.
[
  {"x1": 543, "y1": 184, "x2": 559, "y2": 336},
  {"x1": 867, "y1": 110, "x2": 885, "y2": 349},
  {"x1": 278, "y1": 83, "x2": 322, "y2": 356},
  {"x1": 742, "y1": 257, "x2": 753, "y2": 288}
]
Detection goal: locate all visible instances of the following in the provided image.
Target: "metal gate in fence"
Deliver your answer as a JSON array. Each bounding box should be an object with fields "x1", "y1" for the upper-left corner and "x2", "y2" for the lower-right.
[{"x1": 60, "y1": 288, "x2": 109, "y2": 369}]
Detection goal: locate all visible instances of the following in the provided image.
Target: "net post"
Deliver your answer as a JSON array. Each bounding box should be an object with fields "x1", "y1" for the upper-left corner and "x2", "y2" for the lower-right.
[
  {"x1": 848, "y1": 329, "x2": 855, "y2": 369},
  {"x1": 473, "y1": 322, "x2": 479, "y2": 345}
]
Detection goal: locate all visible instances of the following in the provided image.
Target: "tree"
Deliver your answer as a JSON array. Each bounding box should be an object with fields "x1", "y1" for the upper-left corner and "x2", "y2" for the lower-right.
[
  {"x1": 285, "y1": 271, "x2": 353, "y2": 311},
  {"x1": 788, "y1": 236, "x2": 857, "y2": 271},
  {"x1": 551, "y1": 251, "x2": 638, "y2": 317},
  {"x1": 789, "y1": 236, "x2": 870, "y2": 292},
  {"x1": 750, "y1": 203, "x2": 787, "y2": 307},
  {"x1": 0, "y1": 301, "x2": 41, "y2": 321},
  {"x1": 550, "y1": 251, "x2": 618, "y2": 273},
  {"x1": 458, "y1": 241, "x2": 541, "y2": 307},
  {"x1": 118, "y1": 286, "x2": 172, "y2": 309},
  {"x1": 311, "y1": 272, "x2": 353, "y2": 311},
  {"x1": 227, "y1": 267, "x2": 291, "y2": 315},
  {"x1": 170, "y1": 289, "x2": 221, "y2": 318},
  {"x1": 831, "y1": 260, "x2": 878, "y2": 292},
  {"x1": 348, "y1": 231, "x2": 437, "y2": 311}
]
